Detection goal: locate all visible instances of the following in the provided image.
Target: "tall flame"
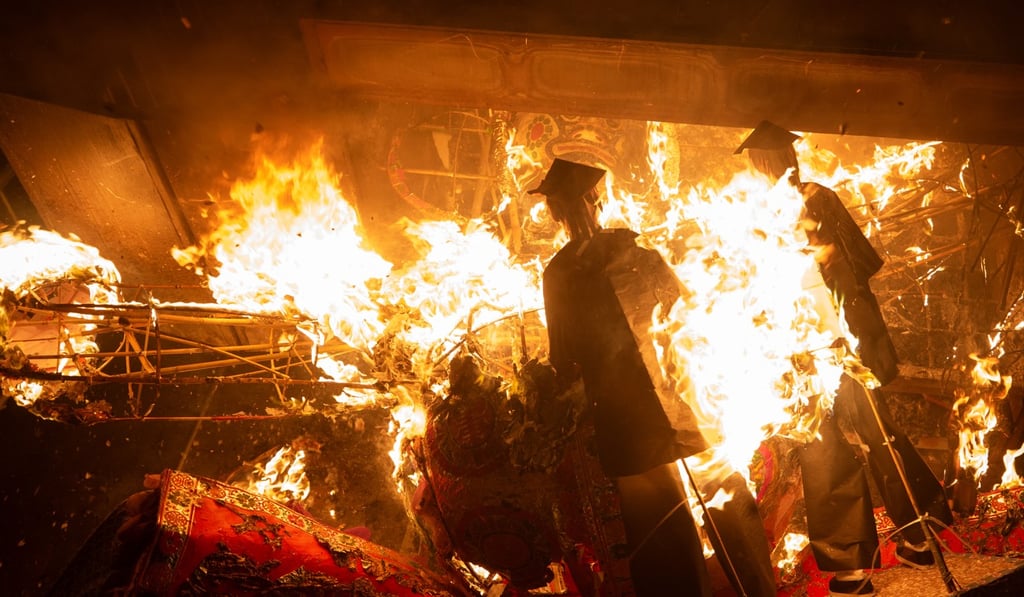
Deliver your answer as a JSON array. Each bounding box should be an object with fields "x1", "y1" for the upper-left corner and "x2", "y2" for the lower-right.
[
  {"x1": 166, "y1": 134, "x2": 549, "y2": 488},
  {"x1": 172, "y1": 140, "x2": 391, "y2": 363},
  {"x1": 953, "y1": 352, "x2": 1012, "y2": 486},
  {"x1": 2, "y1": 122, "x2": 993, "y2": 552},
  {"x1": 652, "y1": 171, "x2": 846, "y2": 480}
]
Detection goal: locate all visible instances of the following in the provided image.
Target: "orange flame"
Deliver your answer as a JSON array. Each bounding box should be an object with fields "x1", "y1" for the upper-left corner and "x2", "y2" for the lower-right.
[
  {"x1": 379, "y1": 218, "x2": 544, "y2": 378},
  {"x1": 167, "y1": 139, "x2": 547, "y2": 496},
  {"x1": 388, "y1": 385, "x2": 427, "y2": 491},
  {"x1": 243, "y1": 445, "x2": 311, "y2": 503},
  {"x1": 653, "y1": 170, "x2": 845, "y2": 482},
  {"x1": 0, "y1": 226, "x2": 121, "y2": 406},
  {"x1": 173, "y1": 140, "x2": 547, "y2": 401},
  {"x1": 166, "y1": 148, "x2": 369, "y2": 406},
  {"x1": 955, "y1": 396, "x2": 999, "y2": 479},
  {"x1": 954, "y1": 352, "x2": 1011, "y2": 485},
  {"x1": 645, "y1": 127, "x2": 941, "y2": 487},
  {"x1": 172, "y1": 141, "x2": 391, "y2": 404},
  {"x1": 796, "y1": 137, "x2": 939, "y2": 234},
  {"x1": 0, "y1": 124, "x2": 967, "y2": 534},
  {"x1": 774, "y1": 531, "x2": 811, "y2": 578},
  {"x1": 1000, "y1": 444, "x2": 1024, "y2": 489},
  {"x1": 0, "y1": 226, "x2": 121, "y2": 295}
]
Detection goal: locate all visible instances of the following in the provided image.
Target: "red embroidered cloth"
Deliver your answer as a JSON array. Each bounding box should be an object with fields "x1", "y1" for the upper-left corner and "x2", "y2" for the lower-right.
[
  {"x1": 777, "y1": 486, "x2": 1024, "y2": 596},
  {"x1": 132, "y1": 469, "x2": 471, "y2": 596}
]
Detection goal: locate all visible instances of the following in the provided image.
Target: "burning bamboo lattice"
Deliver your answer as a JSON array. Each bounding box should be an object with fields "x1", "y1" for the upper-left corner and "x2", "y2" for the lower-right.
[{"x1": 1, "y1": 124, "x2": 1012, "y2": 454}]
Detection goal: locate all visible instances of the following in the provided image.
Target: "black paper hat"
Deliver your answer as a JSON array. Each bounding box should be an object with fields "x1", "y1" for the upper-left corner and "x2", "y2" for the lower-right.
[
  {"x1": 527, "y1": 158, "x2": 606, "y2": 199},
  {"x1": 734, "y1": 120, "x2": 800, "y2": 154}
]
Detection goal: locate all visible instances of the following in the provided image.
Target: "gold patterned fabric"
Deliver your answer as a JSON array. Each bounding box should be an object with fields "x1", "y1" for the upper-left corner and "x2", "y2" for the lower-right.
[{"x1": 132, "y1": 469, "x2": 471, "y2": 596}]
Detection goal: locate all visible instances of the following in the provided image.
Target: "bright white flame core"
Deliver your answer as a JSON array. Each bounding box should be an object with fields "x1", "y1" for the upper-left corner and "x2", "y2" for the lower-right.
[
  {"x1": 653, "y1": 172, "x2": 846, "y2": 478},
  {"x1": 1, "y1": 226, "x2": 122, "y2": 406},
  {"x1": 378, "y1": 218, "x2": 544, "y2": 375},
  {"x1": 0, "y1": 226, "x2": 121, "y2": 297},
  {"x1": 173, "y1": 146, "x2": 391, "y2": 354}
]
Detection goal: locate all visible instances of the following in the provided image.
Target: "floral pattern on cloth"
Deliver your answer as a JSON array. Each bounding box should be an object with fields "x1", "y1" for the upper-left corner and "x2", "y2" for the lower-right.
[
  {"x1": 777, "y1": 486, "x2": 1024, "y2": 596},
  {"x1": 133, "y1": 468, "x2": 471, "y2": 596},
  {"x1": 875, "y1": 486, "x2": 1024, "y2": 560}
]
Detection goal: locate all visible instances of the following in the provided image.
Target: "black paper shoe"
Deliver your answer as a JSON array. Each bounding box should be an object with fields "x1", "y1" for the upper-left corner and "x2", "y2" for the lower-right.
[{"x1": 896, "y1": 541, "x2": 936, "y2": 569}]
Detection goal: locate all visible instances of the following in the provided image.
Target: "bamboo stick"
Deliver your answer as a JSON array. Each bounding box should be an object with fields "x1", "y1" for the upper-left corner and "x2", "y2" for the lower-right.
[{"x1": 0, "y1": 366, "x2": 385, "y2": 388}]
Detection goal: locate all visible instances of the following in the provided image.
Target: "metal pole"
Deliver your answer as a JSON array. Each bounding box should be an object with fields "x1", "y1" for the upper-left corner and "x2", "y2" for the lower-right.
[
  {"x1": 681, "y1": 458, "x2": 748, "y2": 597},
  {"x1": 633, "y1": 458, "x2": 749, "y2": 597},
  {"x1": 859, "y1": 381, "x2": 960, "y2": 593}
]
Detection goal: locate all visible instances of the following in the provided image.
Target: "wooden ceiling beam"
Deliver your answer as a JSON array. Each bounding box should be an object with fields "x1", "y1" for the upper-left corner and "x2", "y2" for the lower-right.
[{"x1": 302, "y1": 20, "x2": 1024, "y2": 147}]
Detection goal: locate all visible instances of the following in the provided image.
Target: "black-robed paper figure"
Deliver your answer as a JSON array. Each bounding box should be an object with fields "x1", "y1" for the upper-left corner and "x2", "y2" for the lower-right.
[
  {"x1": 737, "y1": 121, "x2": 954, "y2": 596},
  {"x1": 536, "y1": 158, "x2": 775, "y2": 597}
]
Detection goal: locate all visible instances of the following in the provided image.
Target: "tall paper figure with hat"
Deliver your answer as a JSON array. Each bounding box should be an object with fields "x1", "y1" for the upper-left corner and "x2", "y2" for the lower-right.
[
  {"x1": 537, "y1": 158, "x2": 776, "y2": 596},
  {"x1": 737, "y1": 120, "x2": 956, "y2": 597}
]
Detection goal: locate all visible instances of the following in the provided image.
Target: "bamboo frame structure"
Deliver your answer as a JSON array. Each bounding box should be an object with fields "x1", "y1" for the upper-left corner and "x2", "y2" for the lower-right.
[{"x1": 0, "y1": 296, "x2": 397, "y2": 421}]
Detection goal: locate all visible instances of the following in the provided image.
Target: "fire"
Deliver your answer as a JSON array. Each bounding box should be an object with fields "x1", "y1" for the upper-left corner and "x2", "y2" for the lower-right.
[
  {"x1": 593, "y1": 122, "x2": 678, "y2": 236},
  {"x1": 956, "y1": 294, "x2": 1024, "y2": 491},
  {"x1": 795, "y1": 137, "x2": 939, "y2": 233},
  {"x1": 388, "y1": 385, "x2": 427, "y2": 490},
  {"x1": 954, "y1": 351, "x2": 1012, "y2": 487},
  {"x1": 0, "y1": 226, "x2": 121, "y2": 296},
  {"x1": 774, "y1": 531, "x2": 811, "y2": 578},
  {"x1": 377, "y1": 218, "x2": 544, "y2": 379},
  {"x1": 675, "y1": 459, "x2": 728, "y2": 557},
  {"x1": 242, "y1": 445, "x2": 311, "y2": 503},
  {"x1": 955, "y1": 395, "x2": 999, "y2": 478},
  {"x1": 164, "y1": 135, "x2": 546, "y2": 493},
  {"x1": 172, "y1": 139, "x2": 546, "y2": 401},
  {"x1": 501, "y1": 127, "x2": 542, "y2": 194},
  {"x1": 3, "y1": 121, "x2": 1004, "y2": 584},
  {"x1": 0, "y1": 226, "x2": 121, "y2": 408},
  {"x1": 612, "y1": 124, "x2": 948, "y2": 502},
  {"x1": 640, "y1": 126, "x2": 944, "y2": 493},
  {"x1": 970, "y1": 351, "x2": 1009, "y2": 387},
  {"x1": 1000, "y1": 444, "x2": 1024, "y2": 489},
  {"x1": 172, "y1": 140, "x2": 391, "y2": 403},
  {"x1": 651, "y1": 168, "x2": 846, "y2": 481}
]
